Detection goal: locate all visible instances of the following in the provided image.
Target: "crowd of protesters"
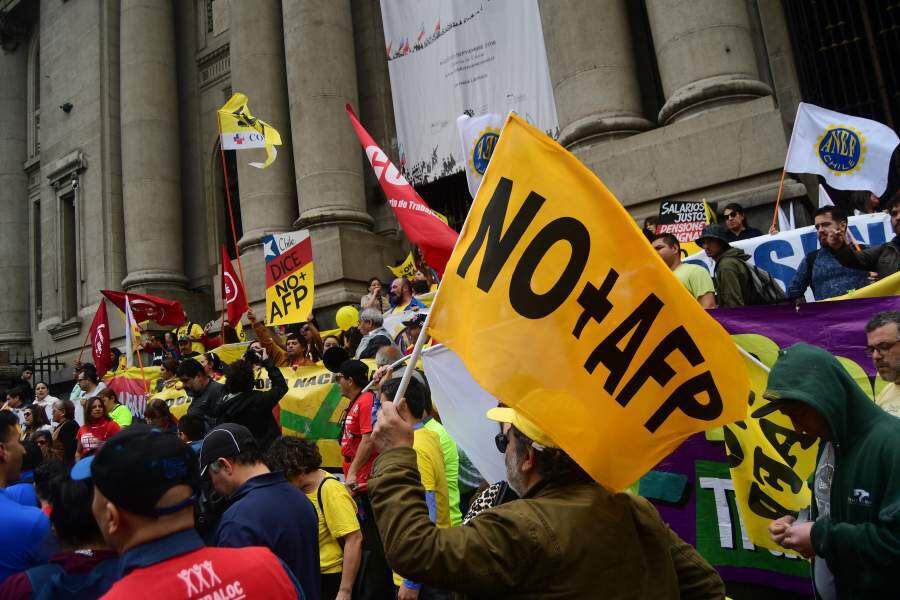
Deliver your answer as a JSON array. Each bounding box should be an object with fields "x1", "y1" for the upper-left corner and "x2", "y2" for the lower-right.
[{"x1": 1, "y1": 190, "x2": 900, "y2": 599}]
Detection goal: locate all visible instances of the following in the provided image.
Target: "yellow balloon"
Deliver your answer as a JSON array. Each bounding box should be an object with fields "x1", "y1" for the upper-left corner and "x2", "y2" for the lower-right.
[{"x1": 335, "y1": 305, "x2": 359, "y2": 330}]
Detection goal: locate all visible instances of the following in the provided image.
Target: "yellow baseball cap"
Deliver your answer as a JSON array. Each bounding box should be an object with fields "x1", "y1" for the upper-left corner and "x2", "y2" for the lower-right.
[{"x1": 486, "y1": 407, "x2": 558, "y2": 449}]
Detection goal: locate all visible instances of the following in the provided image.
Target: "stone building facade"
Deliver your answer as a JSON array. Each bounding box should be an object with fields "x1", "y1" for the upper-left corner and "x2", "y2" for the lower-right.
[{"x1": 0, "y1": 0, "x2": 895, "y2": 374}]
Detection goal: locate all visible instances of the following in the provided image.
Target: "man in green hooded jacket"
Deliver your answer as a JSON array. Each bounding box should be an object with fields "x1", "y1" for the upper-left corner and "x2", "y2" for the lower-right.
[
  {"x1": 758, "y1": 343, "x2": 900, "y2": 599},
  {"x1": 696, "y1": 223, "x2": 754, "y2": 307}
]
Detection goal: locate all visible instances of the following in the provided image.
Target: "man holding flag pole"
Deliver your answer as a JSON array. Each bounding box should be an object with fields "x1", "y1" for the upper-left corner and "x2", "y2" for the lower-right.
[{"x1": 363, "y1": 112, "x2": 727, "y2": 598}]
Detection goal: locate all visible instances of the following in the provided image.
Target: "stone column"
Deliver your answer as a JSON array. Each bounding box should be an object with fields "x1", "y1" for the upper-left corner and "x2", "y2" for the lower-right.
[
  {"x1": 646, "y1": 0, "x2": 772, "y2": 124},
  {"x1": 0, "y1": 41, "x2": 31, "y2": 346},
  {"x1": 229, "y1": 0, "x2": 297, "y2": 249},
  {"x1": 282, "y1": 0, "x2": 373, "y2": 230},
  {"x1": 540, "y1": 0, "x2": 652, "y2": 149},
  {"x1": 119, "y1": 0, "x2": 188, "y2": 291}
]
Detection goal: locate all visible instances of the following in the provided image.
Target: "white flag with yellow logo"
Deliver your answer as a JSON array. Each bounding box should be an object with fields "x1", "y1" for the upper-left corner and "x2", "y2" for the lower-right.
[
  {"x1": 429, "y1": 113, "x2": 750, "y2": 491},
  {"x1": 784, "y1": 102, "x2": 899, "y2": 196}
]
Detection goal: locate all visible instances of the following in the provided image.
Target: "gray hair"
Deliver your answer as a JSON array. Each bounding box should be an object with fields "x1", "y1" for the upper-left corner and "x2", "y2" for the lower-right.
[
  {"x1": 375, "y1": 344, "x2": 403, "y2": 367},
  {"x1": 866, "y1": 311, "x2": 900, "y2": 333},
  {"x1": 359, "y1": 308, "x2": 383, "y2": 327}
]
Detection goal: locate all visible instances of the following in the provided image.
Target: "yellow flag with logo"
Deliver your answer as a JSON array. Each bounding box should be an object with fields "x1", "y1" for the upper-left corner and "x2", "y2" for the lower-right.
[
  {"x1": 389, "y1": 252, "x2": 417, "y2": 280},
  {"x1": 218, "y1": 93, "x2": 283, "y2": 169},
  {"x1": 428, "y1": 113, "x2": 750, "y2": 491}
]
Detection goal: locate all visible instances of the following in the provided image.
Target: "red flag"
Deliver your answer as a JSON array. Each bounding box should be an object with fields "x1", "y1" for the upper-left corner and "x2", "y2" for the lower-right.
[
  {"x1": 88, "y1": 301, "x2": 112, "y2": 377},
  {"x1": 220, "y1": 244, "x2": 249, "y2": 324},
  {"x1": 345, "y1": 104, "x2": 458, "y2": 276},
  {"x1": 101, "y1": 290, "x2": 187, "y2": 326}
]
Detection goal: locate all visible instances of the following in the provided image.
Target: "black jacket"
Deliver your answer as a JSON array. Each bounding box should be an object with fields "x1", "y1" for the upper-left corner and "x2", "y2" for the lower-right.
[
  {"x1": 214, "y1": 362, "x2": 288, "y2": 449},
  {"x1": 186, "y1": 379, "x2": 226, "y2": 432}
]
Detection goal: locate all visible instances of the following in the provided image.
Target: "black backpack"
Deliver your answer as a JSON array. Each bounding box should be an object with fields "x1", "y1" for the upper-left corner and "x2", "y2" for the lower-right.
[{"x1": 744, "y1": 261, "x2": 786, "y2": 305}]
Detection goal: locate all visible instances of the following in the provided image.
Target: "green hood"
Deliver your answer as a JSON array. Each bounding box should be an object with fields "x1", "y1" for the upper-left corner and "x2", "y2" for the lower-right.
[
  {"x1": 719, "y1": 247, "x2": 750, "y2": 262},
  {"x1": 764, "y1": 342, "x2": 881, "y2": 446}
]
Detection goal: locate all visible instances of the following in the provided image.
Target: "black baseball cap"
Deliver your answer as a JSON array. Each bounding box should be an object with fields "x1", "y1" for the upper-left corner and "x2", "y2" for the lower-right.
[
  {"x1": 338, "y1": 359, "x2": 369, "y2": 387},
  {"x1": 199, "y1": 423, "x2": 259, "y2": 476},
  {"x1": 323, "y1": 346, "x2": 351, "y2": 373},
  {"x1": 72, "y1": 424, "x2": 198, "y2": 517}
]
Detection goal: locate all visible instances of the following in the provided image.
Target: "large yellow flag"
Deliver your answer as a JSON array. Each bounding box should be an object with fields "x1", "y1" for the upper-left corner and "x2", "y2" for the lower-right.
[
  {"x1": 217, "y1": 93, "x2": 283, "y2": 169},
  {"x1": 428, "y1": 113, "x2": 750, "y2": 491}
]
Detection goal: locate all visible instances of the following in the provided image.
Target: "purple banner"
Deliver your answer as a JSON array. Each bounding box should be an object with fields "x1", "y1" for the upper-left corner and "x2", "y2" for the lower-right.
[{"x1": 711, "y1": 296, "x2": 900, "y2": 376}]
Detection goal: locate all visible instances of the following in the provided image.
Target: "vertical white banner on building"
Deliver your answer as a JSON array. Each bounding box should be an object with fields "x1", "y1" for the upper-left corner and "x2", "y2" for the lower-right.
[{"x1": 380, "y1": 0, "x2": 558, "y2": 185}]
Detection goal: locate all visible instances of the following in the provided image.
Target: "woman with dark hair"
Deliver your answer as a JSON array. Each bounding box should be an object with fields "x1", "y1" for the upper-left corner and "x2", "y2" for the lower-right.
[
  {"x1": 51, "y1": 399, "x2": 79, "y2": 466},
  {"x1": 32, "y1": 381, "x2": 60, "y2": 423},
  {"x1": 267, "y1": 436, "x2": 363, "y2": 600},
  {"x1": 21, "y1": 404, "x2": 52, "y2": 440},
  {"x1": 323, "y1": 334, "x2": 342, "y2": 352},
  {"x1": 0, "y1": 477, "x2": 119, "y2": 598},
  {"x1": 199, "y1": 351, "x2": 225, "y2": 382},
  {"x1": 215, "y1": 349, "x2": 288, "y2": 449},
  {"x1": 75, "y1": 396, "x2": 121, "y2": 459},
  {"x1": 144, "y1": 398, "x2": 178, "y2": 433},
  {"x1": 342, "y1": 327, "x2": 363, "y2": 357},
  {"x1": 31, "y1": 430, "x2": 53, "y2": 460},
  {"x1": 361, "y1": 277, "x2": 390, "y2": 313},
  {"x1": 154, "y1": 358, "x2": 181, "y2": 393},
  {"x1": 108, "y1": 348, "x2": 124, "y2": 374}
]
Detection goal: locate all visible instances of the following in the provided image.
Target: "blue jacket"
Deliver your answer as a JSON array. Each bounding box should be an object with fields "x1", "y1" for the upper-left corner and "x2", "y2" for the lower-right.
[
  {"x1": 215, "y1": 472, "x2": 320, "y2": 600},
  {"x1": 786, "y1": 246, "x2": 870, "y2": 300},
  {"x1": 0, "y1": 487, "x2": 56, "y2": 584}
]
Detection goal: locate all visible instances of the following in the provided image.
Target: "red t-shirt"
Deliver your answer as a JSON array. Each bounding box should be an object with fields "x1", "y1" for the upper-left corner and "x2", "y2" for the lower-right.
[
  {"x1": 101, "y1": 546, "x2": 298, "y2": 599},
  {"x1": 76, "y1": 419, "x2": 121, "y2": 456},
  {"x1": 340, "y1": 391, "x2": 378, "y2": 492}
]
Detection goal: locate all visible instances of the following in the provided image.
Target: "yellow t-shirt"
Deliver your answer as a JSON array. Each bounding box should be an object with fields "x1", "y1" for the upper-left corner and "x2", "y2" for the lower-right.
[
  {"x1": 173, "y1": 322, "x2": 205, "y2": 354},
  {"x1": 876, "y1": 383, "x2": 900, "y2": 418},
  {"x1": 674, "y1": 263, "x2": 716, "y2": 301},
  {"x1": 306, "y1": 474, "x2": 362, "y2": 574},
  {"x1": 393, "y1": 426, "x2": 451, "y2": 587}
]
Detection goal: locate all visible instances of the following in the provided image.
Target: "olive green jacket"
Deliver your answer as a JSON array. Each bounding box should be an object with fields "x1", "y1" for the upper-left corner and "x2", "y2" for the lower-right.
[{"x1": 369, "y1": 448, "x2": 725, "y2": 599}]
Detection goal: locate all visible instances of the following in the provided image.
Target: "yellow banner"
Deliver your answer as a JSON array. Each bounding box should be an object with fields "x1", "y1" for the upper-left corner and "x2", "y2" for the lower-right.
[
  {"x1": 725, "y1": 335, "x2": 819, "y2": 553},
  {"x1": 389, "y1": 252, "x2": 417, "y2": 280},
  {"x1": 428, "y1": 113, "x2": 750, "y2": 491}
]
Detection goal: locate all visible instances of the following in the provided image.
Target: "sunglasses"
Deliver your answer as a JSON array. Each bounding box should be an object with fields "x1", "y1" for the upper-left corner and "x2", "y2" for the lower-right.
[
  {"x1": 494, "y1": 431, "x2": 510, "y2": 454},
  {"x1": 36, "y1": 439, "x2": 48, "y2": 446},
  {"x1": 723, "y1": 212, "x2": 738, "y2": 219}
]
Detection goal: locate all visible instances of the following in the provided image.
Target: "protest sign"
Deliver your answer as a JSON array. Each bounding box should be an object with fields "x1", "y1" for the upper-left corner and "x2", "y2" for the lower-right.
[
  {"x1": 381, "y1": 0, "x2": 557, "y2": 185},
  {"x1": 389, "y1": 252, "x2": 417, "y2": 280},
  {"x1": 685, "y1": 212, "x2": 891, "y2": 300},
  {"x1": 654, "y1": 200, "x2": 708, "y2": 243},
  {"x1": 263, "y1": 230, "x2": 314, "y2": 326},
  {"x1": 429, "y1": 113, "x2": 749, "y2": 491}
]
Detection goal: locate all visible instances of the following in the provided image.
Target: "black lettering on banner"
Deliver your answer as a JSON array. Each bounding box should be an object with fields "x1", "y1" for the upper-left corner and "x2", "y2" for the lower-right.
[
  {"x1": 723, "y1": 424, "x2": 746, "y2": 468},
  {"x1": 573, "y1": 270, "x2": 619, "y2": 338},
  {"x1": 644, "y1": 371, "x2": 722, "y2": 432},
  {"x1": 751, "y1": 446, "x2": 803, "y2": 494},
  {"x1": 583, "y1": 294, "x2": 663, "y2": 394},
  {"x1": 748, "y1": 481, "x2": 798, "y2": 519},
  {"x1": 615, "y1": 325, "x2": 703, "y2": 407},
  {"x1": 758, "y1": 418, "x2": 816, "y2": 469},
  {"x1": 508, "y1": 217, "x2": 590, "y2": 318},
  {"x1": 457, "y1": 177, "x2": 546, "y2": 292}
]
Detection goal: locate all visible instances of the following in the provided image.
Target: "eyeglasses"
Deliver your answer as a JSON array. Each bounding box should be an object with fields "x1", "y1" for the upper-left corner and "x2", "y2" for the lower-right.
[
  {"x1": 494, "y1": 431, "x2": 510, "y2": 454},
  {"x1": 36, "y1": 439, "x2": 48, "y2": 446},
  {"x1": 866, "y1": 340, "x2": 899, "y2": 356},
  {"x1": 723, "y1": 212, "x2": 739, "y2": 220}
]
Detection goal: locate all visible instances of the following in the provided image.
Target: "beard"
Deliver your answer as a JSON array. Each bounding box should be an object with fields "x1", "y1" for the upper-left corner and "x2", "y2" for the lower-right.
[{"x1": 505, "y1": 445, "x2": 528, "y2": 496}]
